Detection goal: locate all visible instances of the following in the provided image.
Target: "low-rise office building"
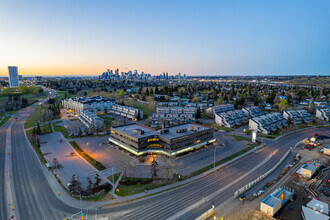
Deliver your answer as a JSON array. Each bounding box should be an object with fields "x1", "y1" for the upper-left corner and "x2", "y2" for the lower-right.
[
  {"x1": 109, "y1": 123, "x2": 215, "y2": 156},
  {"x1": 323, "y1": 145, "x2": 330, "y2": 156},
  {"x1": 283, "y1": 110, "x2": 313, "y2": 124},
  {"x1": 215, "y1": 110, "x2": 248, "y2": 128},
  {"x1": 79, "y1": 110, "x2": 104, "y2": 129},
  {"x1": 315, "y1": 108, "x2": 330, "y2": 122},
  {"x1": 249, "y1": 113, "x2": 287, "y2": 134},
  {"x1": 242, "y1": 106, "x2": 264, "y2": 118}
]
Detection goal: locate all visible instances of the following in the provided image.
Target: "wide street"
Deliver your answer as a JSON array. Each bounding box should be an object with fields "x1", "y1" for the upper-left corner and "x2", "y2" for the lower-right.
[{"x1": 1, "y1": 102, "x2": 329, "y2": 219}]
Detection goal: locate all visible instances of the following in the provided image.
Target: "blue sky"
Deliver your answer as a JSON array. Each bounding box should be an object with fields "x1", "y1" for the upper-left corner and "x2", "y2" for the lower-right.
[{"x1": 0, "y1": 0, "x2": 329, "y2": 76}]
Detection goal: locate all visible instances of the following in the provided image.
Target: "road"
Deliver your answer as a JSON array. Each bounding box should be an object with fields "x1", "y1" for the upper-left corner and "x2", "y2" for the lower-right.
[{"x1": 2, "y1": 98, "x2": 329, "y2": 219}]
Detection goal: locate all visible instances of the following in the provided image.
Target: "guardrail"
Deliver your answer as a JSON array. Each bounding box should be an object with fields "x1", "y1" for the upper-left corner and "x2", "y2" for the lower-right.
[{"x1": 234, "y1": 149, "x2": 291, "y2": 198}]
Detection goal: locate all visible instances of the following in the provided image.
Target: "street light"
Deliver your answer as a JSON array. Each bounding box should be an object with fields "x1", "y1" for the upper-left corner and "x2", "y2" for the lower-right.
[
  {"x1": 71, "y1": 190, "x2": 82, "y2": 212},
  {"x1": 213, "y1": 145, "x2": 220, "y2": 169}
]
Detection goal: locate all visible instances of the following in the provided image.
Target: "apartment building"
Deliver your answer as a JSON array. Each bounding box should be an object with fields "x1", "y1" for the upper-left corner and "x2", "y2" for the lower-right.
[
  {"x1": 249, "y1": 113, "x2": 287, "y2": 134},
  {"x1": 315, "y1": 108, "x2": 330, "y2": 122},
  {"x1": 78, "y1": 110, "x2": 104, "y2": 129},
  {"x1": 109, "y1": 123, "x2": 215, "y2": 156},
  {"x1": 109, "y1": 104, "x2": 143, "y2": 120},
  {"x1": 62, "y1": 96, "x2": 116, "y2": 114},
  {"x1": 283, "y1": 110, "x2": 313, "y2": 124},
  {"x1": 215, "y1": 110, "x2": 248, "y2": 128},
  {"x1": 62, "y1": 96, "x2": 143, "y2": 120},
  {"x1": 242, "y1": 106, "x2": 264, "y2": 118},
  {"x1": 207, "y1": 104, "x2": 235, "y2": 116},
  {"x1": 151, "y1": 107, "x2": 196, "y2": 127}
]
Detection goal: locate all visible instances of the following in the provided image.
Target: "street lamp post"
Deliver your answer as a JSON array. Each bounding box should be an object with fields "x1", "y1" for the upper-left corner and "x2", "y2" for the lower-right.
[{"x1": 213, "y1": 146, "x2": 220, "y2": 169}]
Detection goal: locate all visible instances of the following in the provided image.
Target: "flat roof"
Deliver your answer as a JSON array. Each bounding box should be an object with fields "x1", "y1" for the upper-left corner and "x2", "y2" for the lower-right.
[
  {"x1": 306, "y1": 198, "x2": 329, "y2": 215},
  {"x1": 324, "y1": 145, "x2": 330, "y2": 149},
  {"x1": 262, "y1": 195, "x2": 281, "y2": 207},
  {"x1": 161, "y1": 123, "x2": 210, "y2": 140},
  {"x1": 113, "y1": 124, "x2": 157, "y2": 138},
  {"x1": 301, "y1": 162, "x2": 320, "y2": 171},
  {"x1": 302, "y1": 206, "x2": 329, "y2": 220}
]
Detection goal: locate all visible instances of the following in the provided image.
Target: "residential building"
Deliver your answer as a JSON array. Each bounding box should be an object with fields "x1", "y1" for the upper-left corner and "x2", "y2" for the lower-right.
[
  {"x1": 249, "y1": 113, "x2": 287, "y2": 134},
  {"x1": 242, "y1": 106, "x2": 264, "y2": 118},
  {"x1": 8, "y1": 66, "x2": 20, "y2": 87},
  {"x1": 109, "y1": 123, "x2": 215, "y2": 156},
  {"x1": 79, "y1": 110, "x2": 104, "y2": 129},
  {"x1": 316, "y1": 108, "x2": 330, "y2": 122},
  {"x1": 207, "y1": 104, "x2": 235, "y2": 116},
  {"x1": 62, "y1": 96, "x2": 115, "y2": 114},
  {"x1": 260, "y1": 187, "x2": 294, "y2": 216},
  {"x1": 283, "y1": 110, "x2": 313, "y2": 124},
  {"x1": 109, "y1": 104, "x2": 143, "y2": 120},
  {"x1": 301, "y1": 198, "x2": 329, "y2": 220},
  {"x1": 215, "y1": 110, "x2": 248, "y2": 128},
  {"x1": 151, "y1": 107, "x2": 196, "y2": 127}
]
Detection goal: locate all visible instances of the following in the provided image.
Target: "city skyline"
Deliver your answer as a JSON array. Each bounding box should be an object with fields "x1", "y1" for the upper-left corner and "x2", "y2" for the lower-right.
[{"x1": 1, "y1": 0, "x2": 330, "y2": 76}]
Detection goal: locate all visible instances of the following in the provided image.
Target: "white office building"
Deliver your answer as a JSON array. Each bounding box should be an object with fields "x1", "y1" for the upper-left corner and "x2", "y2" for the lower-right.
[
  {"x1": 215, "y1": 110, "x2": 248, "y2": 128},
  {"x1": 8, "y1": 66, "x2": 20, "y2": 87},
  {"x1": 315, "y1": 108, "x2": 330, "y2": 122},
  {"x1": 79, "y1": 110, "x2": 104, "y2": 129},
  {"x1": 283, "y1": 110, "x2": 313, "y2": 124},
  {"x1": 249, "y1": 113, "x2": 287, "y2": 134}
]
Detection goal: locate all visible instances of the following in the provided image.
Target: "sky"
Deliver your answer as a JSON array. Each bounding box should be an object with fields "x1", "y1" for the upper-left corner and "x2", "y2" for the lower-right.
[{"x1": 0, "y1": 0, "x2": 329, "y2": 76}]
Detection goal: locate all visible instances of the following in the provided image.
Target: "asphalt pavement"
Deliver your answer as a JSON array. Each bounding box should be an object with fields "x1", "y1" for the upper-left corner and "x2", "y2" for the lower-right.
[{"x1": 3, "y1": 98, "x2": 330, "y2": 219}]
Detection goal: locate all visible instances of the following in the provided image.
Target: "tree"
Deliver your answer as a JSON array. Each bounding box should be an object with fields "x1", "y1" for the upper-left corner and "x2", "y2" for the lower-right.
[
  {"x1": 192, "y1": 97, "x2": 199, "y2": 103},
  {"x1": 287, "y1": 117, "x2": 294, "y2": 128},
  {"x1": 150, "y1": 158, "x2": 158, "y2": 179},
  {"x1": 277, "y1": 99, "x2": 289, "y2": 112},
  {"x1": 94, "y1": 173, "x2": 102, "y2": 187},
  {"x1": 133, "y1": 94, "x2": 139, "y2": 100},
  {"x1": 53, "y1": 157, "x2": 58, "y2": 170},
  {"x1": 196, "y1": 107, "x2": 202, "y2": 119},
  {"x1": 87, "y1": 177, "x2": 93, "y2": 193},
  {"x1": 253, "y1": 96, "x2": 259, "y2": 106},
  {"x1": 119, "y1": 90, "x2": 125, "y2": 97},
  {"x1": 69, "y1": 174, "x2": 76, "y2": 191}
]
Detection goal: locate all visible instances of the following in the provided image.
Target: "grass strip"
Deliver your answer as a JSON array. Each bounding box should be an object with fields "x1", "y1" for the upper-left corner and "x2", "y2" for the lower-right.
[
  {"x1": 69, "y1": 141, "x2": 106, "y2": 171},
  {"x1": 26, "y1": 129, "x2": 47, "y2": 164},
  {"x1": 0, "y1": 116, "x2": 11, "y2": 128}
]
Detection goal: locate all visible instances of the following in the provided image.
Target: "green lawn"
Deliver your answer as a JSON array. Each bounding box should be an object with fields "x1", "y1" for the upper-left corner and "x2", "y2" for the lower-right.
[
  {"x1": 204, "y1": 123, "x2": 234, "y2": 132},
  {"x1": 39, "y1": 123, "x2": 53, "y2": 134},
  {"x1": 24, "y1": 106, "x2": 46, "y2": 129},
  {"x1": 82, "y1": 189, "x2": 113, "y2": 201},
  {"x1": 230, "y1": 135, "x2": 251, "y2": 141},
  {"x1": 123, "y1": 99, "x2": 155, "y2": 118},
  {"x1": 26, "y1": 129, "x2": 47, "y2": 164},
  {"x1": 69, "y1": 141, "x2": 106, "y2": 171},
  {"x1": 115, "y1": 181, "x2": 169, "y2": 197},
  {"x1": 108, "y1": 173, "x2": 121, "y2": 184},
  {"x1": 0, "y1": 116, "x2": 11, "y2": 128},
  {"x1": 53, "y1": 121, "x2": 71, "y2": 138}
]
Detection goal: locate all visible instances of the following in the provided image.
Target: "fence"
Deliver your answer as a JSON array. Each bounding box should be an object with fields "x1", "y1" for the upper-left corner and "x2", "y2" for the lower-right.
[{"x1": 234, "y1": 149, "x2": 291, "y2": 198}]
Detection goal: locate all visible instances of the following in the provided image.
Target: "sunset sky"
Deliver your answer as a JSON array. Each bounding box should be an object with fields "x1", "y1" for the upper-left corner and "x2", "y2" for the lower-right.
[{"x1": 0, "y1": 0, "x2": 329, "y2": 76}]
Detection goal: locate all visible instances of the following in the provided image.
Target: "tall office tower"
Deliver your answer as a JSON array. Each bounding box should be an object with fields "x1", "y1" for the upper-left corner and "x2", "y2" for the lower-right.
[
  {"x1": 115, "y1": 69, "x2": 119, "y2": 75},
  {"x1": 178, "y1": 72, "x2": 181, "y2": 79},
  {"x1": 8, "y1": 66, "x2": 20, "y2": 87},
  {"x1": 166, "y1": 72, "x2": 169, "y2": 79}
]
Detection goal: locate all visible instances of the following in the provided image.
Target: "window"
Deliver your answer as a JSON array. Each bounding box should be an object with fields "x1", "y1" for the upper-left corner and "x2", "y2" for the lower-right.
[{"x1": 148, "y1": 138, "x2": 159, "y2": 142}]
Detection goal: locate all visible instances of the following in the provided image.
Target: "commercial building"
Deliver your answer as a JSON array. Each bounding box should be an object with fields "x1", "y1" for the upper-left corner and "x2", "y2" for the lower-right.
[
  {"x1": 215, "y1": 110, "x2": 248, "y2": 128},
  {"x1": 242, "y1": 106, "x2": 264, "y2": 118},
  {"x1": 260, "y1": 187, "x2": 294, "y2": 216},
  {"x1": 109, "y1": 123, "x2": 215, "y2": 156},
  {"x1": 151, "y1": 107, "x2": 196, "y2": 128},
  {"x1": 301, "y1": 198, "x2": 329, "y2": 220},
  {"x1": 283, "y1": 110, "x2": 313, "y2": 124},
  {"x1": 78, "y1": 110, "x2": 104, "y2": 129},
  {"x1": 249, "y1": 113, "x2": 287, "y2": 135},
  {"x1": 297, "y1": 161, "x2": 321, "y2": 178},
  {"x1": 316, "y1": 108, "x2": 330, "y2": 122},
  {"x1": 8, "y1": 66, "x2": 20, "y2": 87}
]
